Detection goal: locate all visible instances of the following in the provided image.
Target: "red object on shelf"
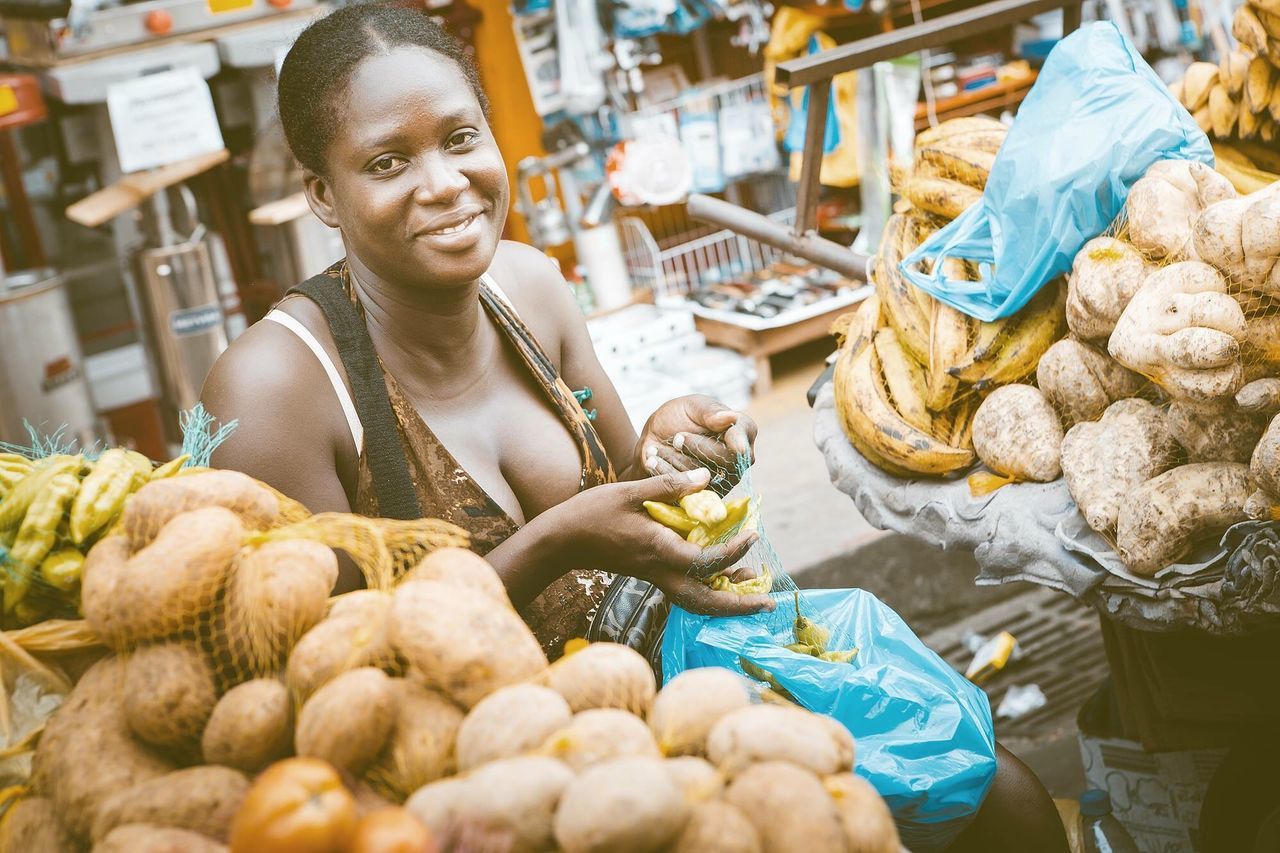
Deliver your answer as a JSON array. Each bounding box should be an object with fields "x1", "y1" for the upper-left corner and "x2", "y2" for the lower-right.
[
  {"x1": 268, "y1": 0, "x2": 293, "y2": 9},
  {"x1": 145, "y1": 9, "x2": 174, "y2": 35},
  {"x1": 0, "y1": 74, "x2": 48, "y2": 272}
]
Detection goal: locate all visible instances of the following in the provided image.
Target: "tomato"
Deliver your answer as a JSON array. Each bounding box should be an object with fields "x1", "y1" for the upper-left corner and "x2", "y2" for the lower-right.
[
  {"x1": 229, "y1": 758, "x2": 358, "y2": 853},
  {"x1": 350, "y1": 807, "x2": 437, "y2": 853}
]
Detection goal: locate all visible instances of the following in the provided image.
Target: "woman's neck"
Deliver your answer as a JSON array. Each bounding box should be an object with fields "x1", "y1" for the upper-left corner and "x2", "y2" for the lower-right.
[{"x1": 345, "y1": 253, "x2": 495, "y2": 394}]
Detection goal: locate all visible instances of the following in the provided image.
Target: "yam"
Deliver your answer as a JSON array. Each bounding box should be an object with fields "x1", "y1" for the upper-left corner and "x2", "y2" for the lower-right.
[
  {"x1": 1167, "y1": 399, "x2": 1265, "y2": 463},
  {"x1": 1194, "y1": 196, "x2": 1251, "y2": 284},
  {"x1": 221, "y1": 539, "x2": 337, "y2": 674},
  {"x1": 818, "y1": 716, "x2": 856, "y2": 772},
  {"x1": 123, "y1": 640, "x2": 218, "y2": 758},
  {"x1": 673, "y1": 801, "x2": 762, "y2": 853},
  {"x1": 541, "y1": 642, "x2": 655, "y2": 716},
  {"x1": 824, "y1": 773, "x2": 901, "y2": 853},
  {"x1": 81, "y1": 536, "x2": 129, "y2": 649},
  {"x1": 407, "y1": 757, "x2": 574, "y2": 853},
  {"x1": 32, "y1": 657, "x2": 176, "y2": 841},
  {"x1": 971, "y1": 385, "x2": 1064, "y2": 482},
  {"x1": 0, "y1": 796, "x2": 77, "y2": 853},
  {"x1": 1036, "y1": 339, "x2": 1145, "y2": 426},
  {"x1": 1125, "y1": 160, "x2": 1235, "y2": 261},
  {"x1": 1065, "y1": 237, "x2": 1153, "y2": 341},
  {"x1": 649, "y1": 667, "x2": 752, "y2": 757},
  {"x1": 94, "y1": 824, "x2": 228, "y2": 853},
  {"x1": 706, "y1": 705, "x2": 844, "y2": 777},
  {"x1": 91, "y1": 766, "x2": 249, "y2": 843},
  {"x1": 455, "y1": 683, "x2": 572, "y2": 772},
  {"x1": 400, "y1": 546, "x2": 508, "y2": 603},
  {"x1": 723, "y1": 761, "x2": 847, "y2": 853},
  {"x1": 285, "y1": 590, "x2": 394, "y2": 700},
  {"x1": 553, "y1": 757, "x2": 689, "y2": 853},
  {"x1": 665, "y1": 756, "x2": 724, "y2": 803},
  {"x1": 295, "y1": 667, "x2": 397, "y2": 775},
  {"x1": 1251, "y1": 414, "x2": 1280, "y2": 497},
  {"x1": 201, "y1": 678, "x2": 293, "y2": 773},
  {"x1": 541, "y1": 708, "x2": 660, "y2": 771},
  {"x1": 120, "y1": 470, "x2": 278, "y2": 550},
  {"x1": 1109, "y1": 261, "x2": 1246, "y2": 401},
  {"x1": 1116, "y1": 462, "x2": 1250, "y2": 575},
  {"x1": 103, "y1": 507, "x2": 245, "y2": 648},
  {"x1": 1237, "y1": 377, "x2": 1280, "y2": 416},
  {"x1": 367, "y1": 679, "x2": 464, "y2": 801},
  {"x1": 1061, "y1": 399, "x2": 1182, "y2": 536},
  {"x1": 389, "y1": 580, "x2": 546, "y2": 709}
]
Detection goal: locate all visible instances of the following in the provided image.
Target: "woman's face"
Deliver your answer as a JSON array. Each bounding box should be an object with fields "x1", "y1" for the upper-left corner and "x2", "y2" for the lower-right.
[{"x1": 305, "y1": 47, "x2": 508, "y2": 289}]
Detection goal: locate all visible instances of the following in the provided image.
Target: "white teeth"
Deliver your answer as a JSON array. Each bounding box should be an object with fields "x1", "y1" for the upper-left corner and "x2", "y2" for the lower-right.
[{"x1": 430, "y1": 216, "x2": 475, "y2": 236}]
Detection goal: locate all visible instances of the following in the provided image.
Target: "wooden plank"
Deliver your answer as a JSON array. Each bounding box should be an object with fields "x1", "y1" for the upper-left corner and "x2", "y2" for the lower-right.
[
  {"x1": 65, "y1": 148, "x2": 229, "y2": 228},
  {"x1": 248, "y1": 191, "x2": 313, "y2": 227}
]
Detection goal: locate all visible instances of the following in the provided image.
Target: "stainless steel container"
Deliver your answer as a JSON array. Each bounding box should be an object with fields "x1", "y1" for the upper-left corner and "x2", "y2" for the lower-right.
[
  {"x1": 135, "y1": 238, "x2": 229, "y2": 417},
  {"x1": 0, "y1": 270, "x2": 99, "y2": 445}
]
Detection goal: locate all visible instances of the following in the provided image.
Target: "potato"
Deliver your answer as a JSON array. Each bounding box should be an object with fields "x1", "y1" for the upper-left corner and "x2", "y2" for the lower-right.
[
  {"x1": 123, "y1": 640, "x2": 217, "y2": 758},
  {"x1": 221, "y1": 539, "x2": 337, "y2": 674},
  {"x1": 32, "y1": 658, "x2": 176, "y2": 841},
  {"x1": 665, "y1": 756, "x2": 724, "y2": 802},
  {"x1": 553, "y1": 757, "x2": 689, "y2": 853},
  {"x1": 91, "y1": 766, "x2": 249, "y2": 843},
  {"x1": 389, "y1": 580, "x2": 547, "y2": 709},
  {"x1": 971, "y1": 385, "x2": 1064, "y2": 482},
  {"x1": 673, "y1": 801, "x2": 762, "y2": 853},
  {"x1": 541, "y1": 708, "x2": 660, "y2": 771},
  {"x1": 120, "y1": 470, "x2": 279, "y2": 550},
  {"x1": 81, "y1": 536, "x2": 130, "y2": 649},
  {"x1": 1065, "y1": 237, "x2": 1153, "y2": 341},
  {"x1": 1109, "y1": 261, "x2": 1246, "y2": 401},
  {"x1": 0, "y1": 796, "x2": 77, "y2": 852},
  {"x1": 1036, "y1": 339, "x2": 1146, "y2": 426},
  {"x1": 649, "y1": 667, "x2": 752, "y2": 758},
  {"x1": 406, "y1": 757, "x2": 574, "y2": 852},
  {"x1": 400, "y1": 546, "x2": 508, "y2": 603},
  {"x1": 724, "y1": 761, "x2": 847, "y2": 853},
  {"x1": 286, "y1": 590, "x2": 394, "y2": 700},
  {"x1": 102, "y1": 507, "x2": 245, "y2": 648},
  {"x1": 1167, "y1": 399, "x2": 1265, "y2": 463},
  {"x1": 706, "y1": 705, "x2": 844, "y2": 777},
  {"x1": 825, "y1": 773, "x2": 900, "y2": 853},
  {"x1": 542, "y1": 642, "x2": 655, "y2": 716},
  {"x1": 202, "y1": 678, "x2": 293, "y2": 773},
  {"x1": 456, "y1": 683, "x2": 572, "y2": 772},
  {"x1": 1116, "y1": 462, "x2": 1251, "y2": 575},
  {"x1": 296, "y1": 667, "x2": 397, "y2": 774},
  {"x1": 367, "y1": 680, "x2": 464, "y2": 801},
  {"x1": 94, "y1": 824, "x2": 227, "y2": 853},
  {"x1": 1061, "y1": 399, "x2": 1181, "y2": 536}
]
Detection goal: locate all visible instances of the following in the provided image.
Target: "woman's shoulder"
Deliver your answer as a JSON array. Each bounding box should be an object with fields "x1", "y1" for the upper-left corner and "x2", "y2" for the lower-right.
[{"x1": 489, "y1": 241, "x2": 583, "y2": 345}]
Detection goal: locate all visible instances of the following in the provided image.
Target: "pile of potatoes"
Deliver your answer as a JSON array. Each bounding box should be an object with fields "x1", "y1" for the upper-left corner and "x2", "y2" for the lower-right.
[
  {"x1": 5, "y1": 469, "x2": 903, "y2": 852},
  {"x1": 964, "y1": 162, "x2": 1280, "y2": 577}
]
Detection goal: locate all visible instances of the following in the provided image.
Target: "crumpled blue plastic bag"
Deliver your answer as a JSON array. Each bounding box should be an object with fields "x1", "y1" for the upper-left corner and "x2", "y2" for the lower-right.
[
  {"x1": 663, "y1": 588, "x2": 997, "y2": 852},
  {"x1": 899, "y1": 22, "x2": 1213, "y2": 321}
]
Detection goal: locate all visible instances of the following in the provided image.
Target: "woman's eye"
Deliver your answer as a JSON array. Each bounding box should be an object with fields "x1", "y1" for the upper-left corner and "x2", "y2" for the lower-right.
[
  {"x1": 449, "y1": 131, "x2": 481, "y2": 149},
  {"x1": 371, "y1": 156, "x2": 402, "y2": 173}
]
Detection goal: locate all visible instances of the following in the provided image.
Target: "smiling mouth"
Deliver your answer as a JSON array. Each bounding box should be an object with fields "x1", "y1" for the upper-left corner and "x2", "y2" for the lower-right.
[{"x1": 425, "y1": 214, "x2": 479, "y2": 236}]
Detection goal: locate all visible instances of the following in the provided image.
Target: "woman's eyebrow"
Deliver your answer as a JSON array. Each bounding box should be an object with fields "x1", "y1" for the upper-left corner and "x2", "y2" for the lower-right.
[{"x1": 353, "y1": 107, "x2": 481, "y2": 151}]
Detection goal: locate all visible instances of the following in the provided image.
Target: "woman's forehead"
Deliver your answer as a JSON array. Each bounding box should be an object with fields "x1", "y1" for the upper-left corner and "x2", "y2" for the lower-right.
[{"x1": 335, "y1": 48, "x2": 481, "y2": 143}]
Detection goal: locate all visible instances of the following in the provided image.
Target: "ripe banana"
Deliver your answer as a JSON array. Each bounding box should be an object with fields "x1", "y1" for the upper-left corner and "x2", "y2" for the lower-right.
[
  {"x1": 915, "y1": 115, "x2": 1006, "y2": 149},
  {"x1": 906, "y1": 175, "x2": 982, "y2": 221},
  {"x1": 874, "y1": 327, "x2": 932, "y2": 432},
  {"x1": 834, "y1": 341, "x2": 976, "y2": 477},
  {"x1": 916, "y1": 146, "x2": 997, "y2": 189},
  {"x1": 965, "y1": 283, "x2": 1068, "y2": 390}
]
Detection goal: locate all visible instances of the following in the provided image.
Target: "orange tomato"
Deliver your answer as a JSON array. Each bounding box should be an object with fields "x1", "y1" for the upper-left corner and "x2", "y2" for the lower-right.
[
  {"x1": 230, "y1": 757, "x2": 358, "y2": 853},
  {"x1": 350, "y1": 807, "x2": 437, "y2": 853}
]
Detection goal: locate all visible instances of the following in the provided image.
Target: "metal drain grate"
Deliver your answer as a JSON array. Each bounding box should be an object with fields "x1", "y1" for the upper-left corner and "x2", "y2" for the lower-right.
[{"x1": 922, "y1": 586, "x2": 1110, "y2": 740}]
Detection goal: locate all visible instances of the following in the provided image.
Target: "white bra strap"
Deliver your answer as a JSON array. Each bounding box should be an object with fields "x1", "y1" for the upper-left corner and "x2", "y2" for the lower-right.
[{"x1": 264, "y1": 309, "x2": 365, "y2": 452}]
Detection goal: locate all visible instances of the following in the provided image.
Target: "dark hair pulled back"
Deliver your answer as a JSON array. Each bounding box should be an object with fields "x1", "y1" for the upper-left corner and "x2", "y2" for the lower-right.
[{"x1": 277, "y1": 3, "x2": 489, "y2": 175}]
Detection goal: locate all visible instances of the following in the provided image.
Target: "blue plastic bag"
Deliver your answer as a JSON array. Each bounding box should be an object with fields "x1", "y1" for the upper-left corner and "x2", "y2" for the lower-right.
[
  {"x1": 783, "y1": 36, "x2": 842, "y2": 156},
  {"x1": 663, "y1": 588, "x2": 997, "y2": 852},
  {"x1": 899, "y1": 22, "x2": 1213, "y2": 321}
]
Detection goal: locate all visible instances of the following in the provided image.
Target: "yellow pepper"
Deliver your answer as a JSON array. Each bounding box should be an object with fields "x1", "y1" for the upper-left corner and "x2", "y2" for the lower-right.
[
  {"x1": 149, "y1": 454, "x2": 191, "y2": 481},
  {"x1": 0, "y1": 456, "x2": 81, "y2": 533},
  {"x1": 679, "y1": 490, "x2": 727, "y2": 525},
  {"x1": 5, "y1": 471, "x2": 81, "y2": 610},
  {"x1": 707, "y1": 566, "x2": 773, "y2": 594},
  {"x1": 642, "y1": 500, "x2": 698, "y2": 534},
  {"x1": 40, "y1": 548, "x2": 85, "y2": 593},
  {"x1": 69, "y1": 448, "x2": 135, "y2": 544}
]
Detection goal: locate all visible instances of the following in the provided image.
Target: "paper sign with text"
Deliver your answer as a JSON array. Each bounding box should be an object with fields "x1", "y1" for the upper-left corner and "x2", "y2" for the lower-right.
[{"x1": 107, "y1": 67, "x2": 225, "y2": 174}]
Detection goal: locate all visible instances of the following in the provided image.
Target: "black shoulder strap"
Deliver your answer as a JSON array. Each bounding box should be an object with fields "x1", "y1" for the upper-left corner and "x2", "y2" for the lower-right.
[{"x1": 288, "y1": 275, "x2": 423, "y2": 520}]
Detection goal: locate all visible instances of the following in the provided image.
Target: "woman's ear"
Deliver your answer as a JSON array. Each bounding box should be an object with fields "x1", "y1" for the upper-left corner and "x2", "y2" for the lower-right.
[{"x1": 303, "y1": 170, "x2": 341, "y2": 229}]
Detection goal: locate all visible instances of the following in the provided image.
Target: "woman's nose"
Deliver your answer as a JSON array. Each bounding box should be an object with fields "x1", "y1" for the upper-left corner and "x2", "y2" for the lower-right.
[{"x1": 413, "y1": 157, "x2": 469, "y2": 205}]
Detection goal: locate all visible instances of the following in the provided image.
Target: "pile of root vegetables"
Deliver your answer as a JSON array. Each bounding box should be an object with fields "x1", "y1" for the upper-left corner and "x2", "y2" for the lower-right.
[{"x1": 1, "y1": 469, "x2": 902, "y2": 853}]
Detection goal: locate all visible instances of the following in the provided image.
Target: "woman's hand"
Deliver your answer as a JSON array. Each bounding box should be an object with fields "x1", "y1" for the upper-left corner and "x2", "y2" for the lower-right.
[
  {"x1": 632, "y1": 395, "x2": 758, "y2": 494},
  {"x1": 547, "y1": 468, "x2": 775, "y2": 617}
]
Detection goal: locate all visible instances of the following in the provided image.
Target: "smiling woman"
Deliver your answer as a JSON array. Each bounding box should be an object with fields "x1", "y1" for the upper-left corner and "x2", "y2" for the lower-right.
[{"x1": 199, "y1": 4, "x2": 771, "y2": 665}]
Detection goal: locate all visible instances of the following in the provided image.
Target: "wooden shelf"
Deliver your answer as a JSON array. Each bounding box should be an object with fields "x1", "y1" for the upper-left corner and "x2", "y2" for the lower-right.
[{"x1": 913, "y1": 72, "x2": 1036, "y2": 130}]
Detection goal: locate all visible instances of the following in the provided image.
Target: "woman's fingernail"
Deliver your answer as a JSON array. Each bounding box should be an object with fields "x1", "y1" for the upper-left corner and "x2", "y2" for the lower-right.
[
  {"x1": 686, "y1": 468, "x2": 710, "y2": 483},
  {"x1": 672, "y1": 433, "x2": 686, "y2": 451}
]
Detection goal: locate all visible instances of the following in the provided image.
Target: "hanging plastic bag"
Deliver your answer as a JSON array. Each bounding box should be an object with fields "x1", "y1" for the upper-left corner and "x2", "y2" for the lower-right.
[
  {"x1": 899, "y1": 22, "x2": 1213, "y2": 321},
  {"x1": 784, "y1": 33, "x2": 860, "y2": 188},
  {"x1": 663, "y1": 588, "x2": 997, "y2": 852}
]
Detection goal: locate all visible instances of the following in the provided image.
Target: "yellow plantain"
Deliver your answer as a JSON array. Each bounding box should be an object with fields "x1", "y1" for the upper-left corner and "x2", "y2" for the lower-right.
[
  {"x1": 947, "y1": 395, "x2": 979, "y2": 450},
  {"x1": 915, "y1": 116, "x2": 1006, "y2": 149},
  {"x1": 875, "y1": 215, "x2": 932, "y2": 363},
  {"x1": 874, "y1": 327, "x2": 932, "y2": 432},
  {"x1": 967, "y1": 283, "x2": 1068, "y2": 390},
  {"x1": 948, "y1": 314, "x2": 1016, "y2": 383},
  {"x1": 906, "y1": 175, "x2": 982, "y2": 221},
  {"x1": 834, "y1": 342, "x2": 976, "y2": 477},
  {"x1": 927, "y1": 297, "x2": 971, "y2": 411},
  {"x1": 839, "y1": 293, "x2": 881, "y2": 355},
  {"x1": 916, "y1": 146, "x2": 997, "y2": 189}
]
